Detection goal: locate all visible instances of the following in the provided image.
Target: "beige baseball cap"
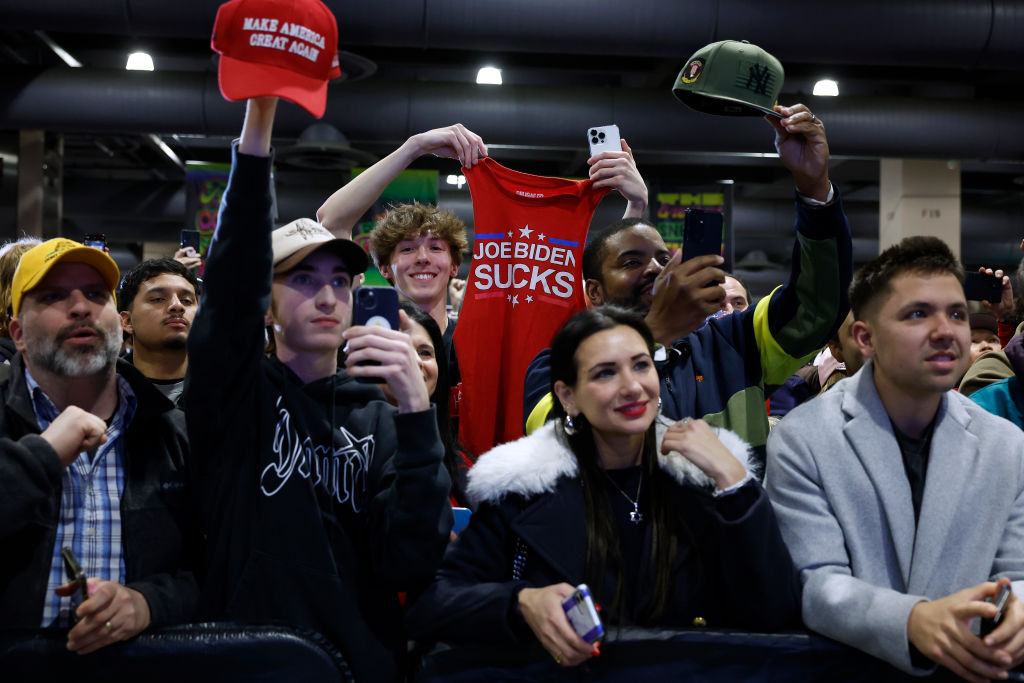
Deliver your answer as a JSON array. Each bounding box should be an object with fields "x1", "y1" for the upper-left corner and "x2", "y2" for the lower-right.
[{"x1": 271, "y1": 218, "x2": 369, "y2": 275}]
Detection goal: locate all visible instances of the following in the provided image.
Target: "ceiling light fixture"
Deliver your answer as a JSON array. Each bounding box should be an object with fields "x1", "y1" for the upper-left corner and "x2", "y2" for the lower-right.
[
  {"x1": 476, "y1": 66, "x2": 502, "y2": 85},
  {"x1": 812, "y1": 79, "x2": 839, "y2": 96},
  {"x1": 446, "y1": 174, "x2": 467, "y2": 189},
  {"x1": 126, "y1": 52, "x2": 154, "y2": 71}
]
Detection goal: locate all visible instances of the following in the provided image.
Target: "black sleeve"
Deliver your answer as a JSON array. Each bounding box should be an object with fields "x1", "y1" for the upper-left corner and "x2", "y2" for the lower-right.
[
  {"x1": 405, "y1": 500, "x2": 530, "y2": 645},
  {"x1": 368, "y1": 408, "x2": 454, "y2": 589},
  {"x1": 0, "y1": 434, "x2": 62, "y2": 537},
  {"x1": 761, "y1": 190, "x2": 853, "y2": 380},
  {"x1": 185, "y1": 143, "x2": 274, "y2": 478},
  {"x1": 127, "y1": 570, "x2": 199, "y2": 627},
  {"x1": 702, "y1": 481, "x2": 802, "y2": 630}
]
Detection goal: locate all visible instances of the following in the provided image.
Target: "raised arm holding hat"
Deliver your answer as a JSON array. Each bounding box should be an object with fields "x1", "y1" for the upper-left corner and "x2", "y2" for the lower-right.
[
  {"x1": 187, "y1": 81, "x2": 451, "y2": 680},
  {"x1": 523, "y1": 87, "x2": 851, "y2": 469},
  {"x1": 212, "y1": 0, "x2": 341, "y2": 118}
]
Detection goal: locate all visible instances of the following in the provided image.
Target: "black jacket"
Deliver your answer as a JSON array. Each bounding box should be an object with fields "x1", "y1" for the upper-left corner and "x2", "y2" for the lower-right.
[
  {"x1": 406, "y1": 422, "x2": 800, "y2": 645},
  {"x1": 187, "y1": 145, "x2": 452, "y2": 683},
  {"x1": 0, "y1": 355, "x2": 198, "y2": 628}
]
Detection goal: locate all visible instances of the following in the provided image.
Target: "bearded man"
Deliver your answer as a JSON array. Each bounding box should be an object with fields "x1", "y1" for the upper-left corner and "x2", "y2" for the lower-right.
[{"x1": 0, "y1": 239, "x2": 197, "y2": 657}]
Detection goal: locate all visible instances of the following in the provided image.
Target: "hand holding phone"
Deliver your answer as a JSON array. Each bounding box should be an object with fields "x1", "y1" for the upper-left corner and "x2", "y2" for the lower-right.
[
  {"x1": 180, "y1": 229, "x2": 202, "y2": 254},
  {"x1": 61, "y1": 546, "x2": 89, "y2": 618},
  {"x1": 351, "y1": 286, "x2": 400, "y2": 384},
  {"x1": 964, "y1": 271, "x2": 1004, "y2": 304},
  {"x1": 980, "y1": 583, "x2": 1012, "y2": 638},
  {"x1": 587, "y1": 125, "x2": 621, "y2": 158},
  {"x1": 518, "y1": 584, "x2": 600, "y2": 667},
  {"x1": 682, "y1": 209, "x2": 724, "y2": 262},
  {"x1": 562, "y1": 583, "x2": 604, "y2": 644}
]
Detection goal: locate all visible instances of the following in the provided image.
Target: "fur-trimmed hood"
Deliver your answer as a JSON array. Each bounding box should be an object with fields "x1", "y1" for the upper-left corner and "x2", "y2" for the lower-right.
[{"x1": 466, "y1": 419, "x2": 757, "y2": 507}]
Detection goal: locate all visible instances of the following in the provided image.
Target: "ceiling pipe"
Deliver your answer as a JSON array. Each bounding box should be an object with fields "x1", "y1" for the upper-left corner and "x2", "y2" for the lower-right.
[
  {"x1": 5, "y1": 0, "x2": 1024, "y2": 69},
  {"x1": 2, "y1": 68, "x2": 1023, "y2": 160}
]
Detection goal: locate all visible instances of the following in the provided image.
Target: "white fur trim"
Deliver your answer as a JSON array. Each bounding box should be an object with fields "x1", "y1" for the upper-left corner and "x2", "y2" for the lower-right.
[
  {"x1": 466, "y1": 421, "x2": 578, "y2": 507},
  {"x1": 467, "y1": 419, "x2": 756, "y2": 506}
]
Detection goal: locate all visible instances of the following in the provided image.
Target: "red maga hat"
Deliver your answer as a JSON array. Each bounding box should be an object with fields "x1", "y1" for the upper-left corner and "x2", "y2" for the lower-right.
[{"x1": 212, "y1": 0, "x2": 340, "y2": 118}]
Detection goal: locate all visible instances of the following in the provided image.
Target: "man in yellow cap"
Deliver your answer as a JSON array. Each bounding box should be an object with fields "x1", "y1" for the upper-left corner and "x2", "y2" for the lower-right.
[{"x1": 0, "y1": 238, "x2": 197, "y2": 654}]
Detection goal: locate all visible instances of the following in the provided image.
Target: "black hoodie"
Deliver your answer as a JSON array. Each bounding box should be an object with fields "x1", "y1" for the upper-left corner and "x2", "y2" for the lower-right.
[{"x1": 186, "y1": 145, "x2": 452, "y2": 683}]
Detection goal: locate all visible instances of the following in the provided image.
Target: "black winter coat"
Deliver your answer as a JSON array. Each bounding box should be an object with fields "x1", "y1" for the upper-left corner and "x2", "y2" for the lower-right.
[{"x1": 0, "y1": 355, "x2": 198, "y2": 628}]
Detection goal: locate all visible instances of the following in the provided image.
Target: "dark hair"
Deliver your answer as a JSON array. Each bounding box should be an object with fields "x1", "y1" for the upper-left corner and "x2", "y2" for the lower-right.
[
  {"x1": 548, "y1": 305, "x2": 686, "y2": 624},
  {"x1": 117, "y1": 258, "x2": 200, "y2": 313},
  {"x1": 849, "y1": 236, "x2": 964, "y2": 321},
  {"x1": 399, "y1": 302, "x2": 469, "y2": 504},
  {"x1": 723, "y1": 271, "x2": 751, "y2": 305},
  {"x1": 581, "y1": 218, "x2": 657, "y2": 283}
]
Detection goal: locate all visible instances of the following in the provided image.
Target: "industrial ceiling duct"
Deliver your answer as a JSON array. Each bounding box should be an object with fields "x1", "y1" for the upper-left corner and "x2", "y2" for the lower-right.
[{"x1": 275, "y1": 122, "x2": 377, "y2": 170}]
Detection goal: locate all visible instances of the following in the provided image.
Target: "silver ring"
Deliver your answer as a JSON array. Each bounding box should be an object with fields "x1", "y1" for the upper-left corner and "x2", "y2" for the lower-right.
[
  {"x1": 680, "y1": 417, "x2": 693, "y2": 426},
  {"x1": 810, "y1": 114, "x2": 820, "y2": 124},
  {"x1": 105, "y1": 620, "x2": 113, "y2": 633}
]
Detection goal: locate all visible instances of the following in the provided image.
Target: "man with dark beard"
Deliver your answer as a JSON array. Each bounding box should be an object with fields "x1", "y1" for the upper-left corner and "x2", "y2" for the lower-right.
[
  {"x1": 118, "y1": 259, "x2": 200, "y2": 405},
  {"x1": 523, "y1": 104, "x2": 853, "y2": 470},
  {"x1": 0, "y1": 239, "x2": 196, "y2": 656}
]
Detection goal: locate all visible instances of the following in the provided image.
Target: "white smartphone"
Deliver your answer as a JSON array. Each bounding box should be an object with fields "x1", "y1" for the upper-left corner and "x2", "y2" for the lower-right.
[
  {"x1": 587, "y1": 124, "x2": 621, "y2": 157},
  {"x1": 561, "y1": 583, "x2": 604, "y2": 643}
]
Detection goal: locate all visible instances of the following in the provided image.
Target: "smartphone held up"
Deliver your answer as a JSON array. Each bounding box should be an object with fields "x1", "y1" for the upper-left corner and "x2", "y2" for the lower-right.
[
  {"x1": 352, "y1": 286, "x2": 399, "y2": 384},
  {"x1": 587, "y1": 125, "x2": 621, "y2": 157}
]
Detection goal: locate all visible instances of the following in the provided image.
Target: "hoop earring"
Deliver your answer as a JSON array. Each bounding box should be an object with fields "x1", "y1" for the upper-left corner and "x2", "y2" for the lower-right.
[
  {"x1": 658, "y1": 396, "x2": 663, "y2": 411},
  {"x1": 564, "y1": 414, "x2": 576, "y2": 436}
]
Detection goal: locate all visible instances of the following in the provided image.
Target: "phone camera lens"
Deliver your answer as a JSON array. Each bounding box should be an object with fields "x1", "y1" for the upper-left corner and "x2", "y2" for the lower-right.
[
  {"x1": 589, "y1": 129, "x2": 597, "y2": 136},
  {"x1": 598, "y1": 132, "x2": 605, "y2": 141}
]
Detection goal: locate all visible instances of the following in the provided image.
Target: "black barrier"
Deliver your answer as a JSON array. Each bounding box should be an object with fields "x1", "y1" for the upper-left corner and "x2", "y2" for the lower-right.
[
  {"x1": 0, "y1": 622, "x2": 351, "y2": 682},
  {"x1": 0, "y1": 623, "x2": 981, "y2": 682},
  {"x1": 414, "y1": 627, "x2": 965, "y2": 682}
]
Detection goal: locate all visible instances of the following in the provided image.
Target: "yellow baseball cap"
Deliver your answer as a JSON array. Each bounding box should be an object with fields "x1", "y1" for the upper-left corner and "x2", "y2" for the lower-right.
[{"x1": 11, "y1": 238, "x2": 120, "y2": 318}]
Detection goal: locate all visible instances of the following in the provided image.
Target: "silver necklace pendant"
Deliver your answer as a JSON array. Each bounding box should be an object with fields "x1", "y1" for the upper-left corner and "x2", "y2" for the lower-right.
[{"x1": 605, "y1": 469, "x2": 645, "y2": 525}]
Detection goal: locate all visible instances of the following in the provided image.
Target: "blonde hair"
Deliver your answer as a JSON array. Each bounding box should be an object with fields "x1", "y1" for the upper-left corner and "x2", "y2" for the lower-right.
[{"x1": 0, "y1": 237, "x2": 42, "y2": 337}]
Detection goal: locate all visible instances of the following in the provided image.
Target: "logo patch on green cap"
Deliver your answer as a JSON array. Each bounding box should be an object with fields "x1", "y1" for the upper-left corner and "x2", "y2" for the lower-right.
[{"x1": 672, "y1": 40, "x2": 784, "y2": 118}]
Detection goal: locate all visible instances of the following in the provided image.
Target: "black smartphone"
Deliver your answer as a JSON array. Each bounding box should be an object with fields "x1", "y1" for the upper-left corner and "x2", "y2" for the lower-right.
[
  {"x1": 352, "y1": 286, "x2": 400, "y2": 383},
  {"x1": 83, "y1": 233, "x2": 106, "y2": 251},
  {"x1": 964, "y1": 271, "x2": 1002, "y2": 304},
  {"x1": 682, "y1": 209, "x2": 724, "y2": 262},
  {"x1": 180, "y1": 229, "x2": 201, "y2": 254},
  {"x1": 61, "y1": 546, "x2": 88, "y2": 615},
  {"x1": 981, "y1": 584, "x2": 1012, "y2": 638}
]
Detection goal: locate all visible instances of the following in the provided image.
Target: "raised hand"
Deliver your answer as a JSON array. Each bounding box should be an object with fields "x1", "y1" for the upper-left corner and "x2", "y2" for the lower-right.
[{"x1": 765, "y1": 103, "x2": 830, "y2": 202}]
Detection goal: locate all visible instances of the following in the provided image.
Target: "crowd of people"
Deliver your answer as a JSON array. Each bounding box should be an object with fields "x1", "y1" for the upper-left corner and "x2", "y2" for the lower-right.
[{"x1": 4, "y1": 5, "x2": 1024, "y2": 682}]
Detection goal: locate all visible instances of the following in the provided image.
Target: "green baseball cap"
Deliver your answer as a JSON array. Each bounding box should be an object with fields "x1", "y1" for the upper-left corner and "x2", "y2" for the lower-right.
[{"x1": 672, "y1": 40, "x2": 784, "y2": 117}]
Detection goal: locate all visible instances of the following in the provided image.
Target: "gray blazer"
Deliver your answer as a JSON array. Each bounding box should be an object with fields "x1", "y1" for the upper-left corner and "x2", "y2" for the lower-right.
[{"x1": 765, "y1": 360, "x2": 1024, "y2": 674}]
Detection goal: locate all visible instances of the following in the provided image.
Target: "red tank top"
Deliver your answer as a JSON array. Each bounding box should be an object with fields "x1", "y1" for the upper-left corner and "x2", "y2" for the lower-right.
[{"x1": 454, "y1": 158, "x2": 608, "y2": 455}]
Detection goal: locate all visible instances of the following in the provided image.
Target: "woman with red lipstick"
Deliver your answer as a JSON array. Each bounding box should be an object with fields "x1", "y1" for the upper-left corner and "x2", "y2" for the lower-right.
[{"x1": 406, "y1": 306, "x2": 800, "y2": 667}]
